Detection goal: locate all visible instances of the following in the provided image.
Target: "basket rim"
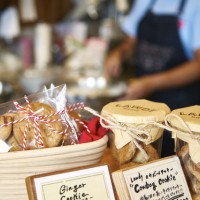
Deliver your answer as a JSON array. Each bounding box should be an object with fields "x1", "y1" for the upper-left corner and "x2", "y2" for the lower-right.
[
  {"x1": 0, "y1": 135, "x2": 108, "y2": 161},
  {"x1": 0, "y1": 145, "x2": 106, "y2": 164},
  {"x1": 0, "y1": 152, "x2": 104, "y2": 168},
  {"x1": 0, "y1": 159, "x2": 102, "y2": 174}
]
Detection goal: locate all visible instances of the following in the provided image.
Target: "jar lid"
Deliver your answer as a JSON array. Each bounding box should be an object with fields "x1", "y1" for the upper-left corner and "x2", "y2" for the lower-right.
[
  {"x1": 101, "y1": 99, "x2": 170, "y2": 124},
  {"x1": 168, "y1": 105, "x2": 200, "y2": 133}
]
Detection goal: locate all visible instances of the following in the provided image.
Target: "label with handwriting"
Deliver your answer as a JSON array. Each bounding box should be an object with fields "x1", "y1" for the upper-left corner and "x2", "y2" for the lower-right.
[
  {"x1": 34, "y1": 165, "x2": 115, "y2": 200},
  {"x1": 123, "y1": 156, "x2": 192, "y2": 200}
]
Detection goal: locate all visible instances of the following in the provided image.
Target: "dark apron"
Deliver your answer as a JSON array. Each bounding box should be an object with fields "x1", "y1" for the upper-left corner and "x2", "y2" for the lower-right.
[
  {"x1": 135, "y1": 0, "x2": 200, "y2": 110},
  {"x1": 134, "y1": 0, "x2": 200, "y2": 157}
]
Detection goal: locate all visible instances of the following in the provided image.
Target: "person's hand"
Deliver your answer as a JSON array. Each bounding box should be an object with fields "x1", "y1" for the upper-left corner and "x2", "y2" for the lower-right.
[
  {"x1": 104, "y1": 49, "x2": 122, "y2": 79},
  {"x1": 119, "y1": 77, "x2": 155, "y2": 100}
]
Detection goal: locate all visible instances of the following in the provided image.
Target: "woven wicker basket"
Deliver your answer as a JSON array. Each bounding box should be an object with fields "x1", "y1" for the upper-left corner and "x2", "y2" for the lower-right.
[{"x1": 0, "y1": 135, "x2": 108, "y2": 200}]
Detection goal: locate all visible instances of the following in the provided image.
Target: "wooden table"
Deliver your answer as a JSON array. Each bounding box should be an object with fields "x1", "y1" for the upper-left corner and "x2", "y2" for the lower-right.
[
  {"x1": 100, "y1": 147, "x2": 119, "y2": 172},
  {"x1": 100, "y1": 147, "x2": 120, "y2": 200}
]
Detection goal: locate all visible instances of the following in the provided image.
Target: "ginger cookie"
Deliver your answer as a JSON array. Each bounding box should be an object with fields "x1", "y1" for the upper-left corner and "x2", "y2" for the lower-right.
[
  {"x1": 8, "y1": 136, "x2": 22, "y2": 152},
  {"x1": 13, "y1": 102, "x2": 64, "y2": 148},
  {"x1": 0, "y1": 114, "x2": 15, "y2": 141}
]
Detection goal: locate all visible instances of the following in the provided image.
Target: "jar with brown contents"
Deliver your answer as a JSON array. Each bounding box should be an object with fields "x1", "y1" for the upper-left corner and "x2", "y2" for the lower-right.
[
  {"x1": 166, "y1": 105, "x2": 200, "y2": 199},
  {"x1": 101, "y1": 99, "x2": 171, "y2": 168}
]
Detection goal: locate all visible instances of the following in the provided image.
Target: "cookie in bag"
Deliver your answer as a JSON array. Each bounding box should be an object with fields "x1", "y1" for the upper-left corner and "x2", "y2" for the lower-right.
[
  {"x1": 13, "y1": 102, "x2": 64, "y2": 149},
  {"x1": 0, "y1": 113, "x2": 15, "y2": 141}
]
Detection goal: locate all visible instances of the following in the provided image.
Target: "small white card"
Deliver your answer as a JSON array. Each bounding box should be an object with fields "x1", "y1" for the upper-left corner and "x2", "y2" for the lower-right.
[{"x1": 123, "y1": 156, "x2": 192, "y2": 200}]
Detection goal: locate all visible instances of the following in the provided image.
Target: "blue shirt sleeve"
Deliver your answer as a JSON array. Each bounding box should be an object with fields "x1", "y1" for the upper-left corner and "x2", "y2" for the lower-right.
[
  {"x1": 180, "y1": 0, "x2": 200, "y2": 58},
  {"x1": 122, "y1": 0, "x2": 151, "y2": 37},
  {"x1": 191, "y1": 1, "x2": 200, "y2": 51}
]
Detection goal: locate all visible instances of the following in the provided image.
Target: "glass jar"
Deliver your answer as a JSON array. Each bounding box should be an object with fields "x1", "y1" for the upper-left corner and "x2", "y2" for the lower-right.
[
  {"x1": 101, "y1": 99, "x2": 171, "y2": 168},
  {"x1": 166, "y1": 105, "x2": 200, "y2": 199}
]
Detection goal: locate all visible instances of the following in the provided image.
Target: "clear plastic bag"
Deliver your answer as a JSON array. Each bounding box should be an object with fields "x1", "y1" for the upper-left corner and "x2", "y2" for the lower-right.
[{"x1": 0, "y1": 84, "x2": 82, "y2": 152}]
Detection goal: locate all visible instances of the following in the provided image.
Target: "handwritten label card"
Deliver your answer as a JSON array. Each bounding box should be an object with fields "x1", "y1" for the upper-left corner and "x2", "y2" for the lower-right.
[
  {"x1": 123, "y1": 156, "x2": 192, "y2": 200},
  {"x1": 26, "y1": 165, "x2": 115, "y2": 200}
]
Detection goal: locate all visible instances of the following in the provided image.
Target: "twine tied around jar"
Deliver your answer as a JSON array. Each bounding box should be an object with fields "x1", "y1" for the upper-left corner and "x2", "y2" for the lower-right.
[
  {"x1": 0, "y1": 96, "x2": 88, "y2": 150},
  {"x1": 84, "y1": 107, "x2": 153, "y2": 161},
  {"x1": 147, "y1": 113, "x2": 200, "y2": 142},
  {"x1": 84, "y1": 107, "x2": 200, "y2": 161}
]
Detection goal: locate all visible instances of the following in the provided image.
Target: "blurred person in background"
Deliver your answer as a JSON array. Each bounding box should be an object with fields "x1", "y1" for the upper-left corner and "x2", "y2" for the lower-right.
[{"x1": 105, "y1": 0, "x2": 200, "y2": 157}]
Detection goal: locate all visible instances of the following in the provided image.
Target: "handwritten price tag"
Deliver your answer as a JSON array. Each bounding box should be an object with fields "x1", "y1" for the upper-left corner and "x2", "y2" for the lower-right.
[{"x1": 123, "y1": 156, "x2": 192, "y2": 200}]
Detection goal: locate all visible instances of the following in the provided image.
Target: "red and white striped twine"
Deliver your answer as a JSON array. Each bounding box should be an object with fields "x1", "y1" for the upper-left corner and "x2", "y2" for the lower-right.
[
  {"x1": 66, "y1": 102, "x2": 85, "y2": 112},
  {"x1": 0, "y1": 96, "x2": 86, "y2": 150},
  {"x1": 74, "y1": 118, "x2": 91, "y2": 133}
]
